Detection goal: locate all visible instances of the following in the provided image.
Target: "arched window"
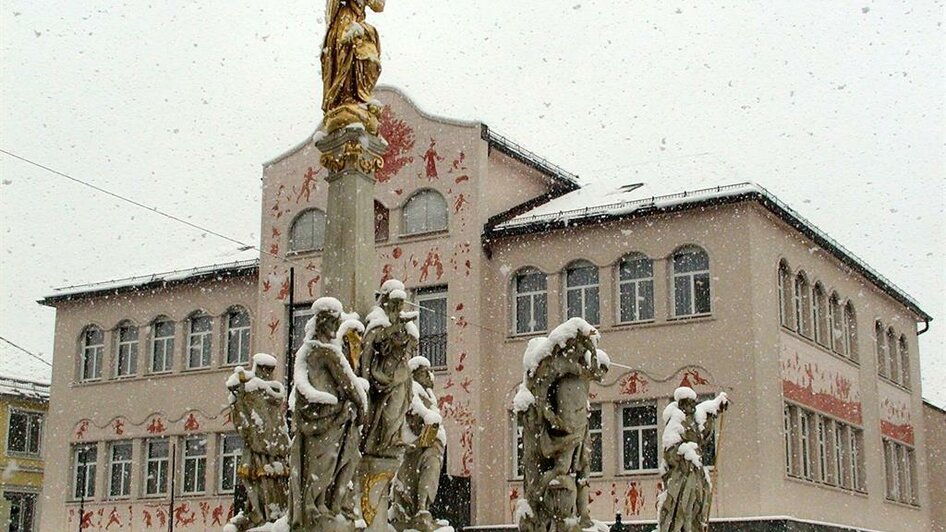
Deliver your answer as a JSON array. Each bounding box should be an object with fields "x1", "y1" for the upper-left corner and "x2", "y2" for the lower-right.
[
  {"x1": 186, "y1": 312, "x2": 213, "y2": 370},
  {"x1": 778, "y1": 261, "x2": 793, "y2": 329},
  {"x1": 564, "y1": 260, "x2": 600, "y2": 325},
  {"x1": 226, "y1": 307, "x2": 251, "y2": 365},
  {"x1": 402, "y1": 189, "x2": 447, "y2": 235},
  {"x1": 289, "y1": 208, "x2": 327, "y2": 253},
  {"x1": 887, "y1": 328, "x2": 900, "y2": 384},
  {"x1": 80, "y1": 326, "x2": 104, "y2": 381},
  {"x1": 793, "y1": 273, "x2": 812, "y2": 338},
  {"x1": 619, "y1": 253, "x2": 655, "y2": 323},
  {"x1": 844, "y1": 302, "x2": 857, "y2": 361},
  {"x1": 115, "y1": 321, "x2": 139, "y2": 378},
  {"x1": 374, "y1": 200, "x2": 389, "y2": 242},
  {"x1": 875, "y1": 321, "x2": 887, "y2": 378},
  {"x1": 899, "y1": 335, "x2": 910, "y2": 389},
  {"x1": 813, "y1": 283, "x2": 828, "y2": 347},
  {"x1": 151, "y1": 318, "x2": 175, "y2": 373},
  {"x1": 828, "y1": 293, "x2": 842, "y2": 354},
  {"x1": 672, "y1": 246, "x2": 711, "y2": 317},
  {"x1": 513, "y1": 268, "x2": 547, "y2": 334}
]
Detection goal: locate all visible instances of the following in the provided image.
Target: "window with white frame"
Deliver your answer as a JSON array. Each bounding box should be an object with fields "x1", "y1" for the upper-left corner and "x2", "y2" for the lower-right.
[
  {"x1": 620, "y1": 403, "x2": 658, "y2": 472},
  {"x1": 618, "y1": 253, "x2": 654, "y2": 323},
  {"x1": 80, "y1": 326, "x2": 104, "y2": 381},
  {"x1": 783, "y1": 404, "x2": 794, "y2": 475},
  {"x1": 289, "y1": 208, "x2": 327, "y2": 252},
  {"x1": 876, "y1": 321, "x2": 888, "y2": 378},
  {"x1": 565, "y1": 261, "x2": 600, "y2": 325},
  {"x1": 4, "y1": 491, "x2": 37, "y2": 532},
  {"x1": 7, "y1": 409, "x2": 42, "y2": 456},
  {"x1": 226, "y1": 308, "x2": 251, "y2": 365},
  {"x1": 884, "y1": 438, "x2": 918, "y2": 505},
  {"x1": 187, "y1": 314, "x2": 213, "y2": 369},
  {"x1": 417, "y1": 288, "x2": 448, "y2": 368},
  {"x1": 778, "y1": 261, "x2": 793, "y2": 329},
  {"x1": 834, "y1": 420, "x2": 848, "y2": 488},
  {"x1": 588, "y1": 406, "x2": 602, "y2": 474},
  {"x1": 816, "y1": 416, "x2": 829, "y2": 482},
  {"x1": 672, "y1": 246, "x2": 711, "y2": 317},
  {"x1": 844, "y1": 303, "x2": 858, "y2": 361},
  {"x1": 402, "y1": 189, "x2": 448, "y2": 235},
  {"x1": 813, "y1": 283, "x2": 828, "y2": 347},
  {"x1": 512, "y1": 416, "x2": 524, "y2": 478},
  {"x1": 828, "y1": 294, "x2": 842, "y2": 354},
  {"x1": 182, "y1": 436, "x2": 207, "y2": 494},
  {"x1": 887, "y1": 328, "x2": 900, "y2": 384},
  {"x1": 116, "y1": 323, "x2": 138, "y2": 377},
  {"x1": 73, "y1": 444, "x2": 97, "y2": 499},
  {"x1": 219, "y1": 433, "x2": 242, "y2": 493},
  {"x1": 898, "y1": 336, "x2": 911, "y2": 389},
  {"x1": 151, "y1": 319, "x2": 175, "y2": 373},
  {"x1": 290, "y1": 304, "x2": 315, "y2": 356},
  {"x1": 793, "y1": 273, "x2": 811, "y2": 338},
  {"x1": 849, "y1": 426, "x2": 864, "y2": 492},
  {"x1": 799, "y1": 410, "x2": 813, "y2": 479},
  {"x1": 108, "y1": 441, "x2": 132, "y2": 498},
  {"x1": 144, "y1": 439, "x2": 169, "y2": 496},
  {"x1": 513, "y1": 268, "x2": 547, "y2": 335}
]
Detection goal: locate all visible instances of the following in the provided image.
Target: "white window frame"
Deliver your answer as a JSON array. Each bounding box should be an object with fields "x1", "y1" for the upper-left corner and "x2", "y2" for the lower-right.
[
  {"x1": 151, "y1": 319, "x2": 175, "y2": 374},
  {"x1": 619, "y1": 402, "x2": 659, "y2": 474},
  {"x1": 80, "y1": 327, "x2": 104, "y2": 382},
  {"x1": 512, "y1": 416, "x2": 524, "y2": 480},
  {"x1": 835, "y1": 421, "x2": 849, "y2": 488},
  {"x1": 401, "y1": 189, "x2": 448, "y2": 236},
  {"x1": 512, "y1": 269, "x2": 547, "y2": 335},
  {"x1": 108, "y1": 441, "x2": 133, "y2": 499},
  {"x1": 671, "y1": 247, "x2": 711, "y2": 318},
  {"x1": 793, "y1": 274, "x2": 811, "y2": 338},
  {"x1": 6, "y1": 407, "x2": 43, "y2": 456},
  {"x1": 144, "y1": 438, "x2": 170, "y2": 496},
  {"x1": 588, "y1": 405, "x2": 603, "y2": 475},
  {"x1": 226, "y1": 308, "x2": 251, "y2": 366},
  {"x1": 898, "y1": 336, "x2": 911, "y2": 389},
  {"x1": 778, "y1": 262, "x2": 793, "y2": 328},
  {"x1": 799, "y1": 411, "x2": 812, "y2": 479},
  {"x1": 812, "y1": 283, "x2": 828, "y2": 347},
  {"x1": 288, "y1": 208, "x2": 327, "y2": 253},
  {"x1": 3, "y1": 491, "x2": 37, "y2": 532},
  {"x1": 783, "y1": 404, "x2": 794, "y2": 475},
  {"x1": 618, "y1": 254, "x2": 655, "y2": 324},
  {"x1": 73, "y1": 444, "x2": 97, "y2": 500},
  {"x1": 182, "y1": 436, "x2": 207, "y2": 494},
  {"x1": 417, "y1": 288, "x2": 448, "y2": 369},
  {"x1": 218, "y1": 433, "x2": 242, "y2": 493},
  {"x1": 564, "y1": 261, "x2": 600, "y2": 325},
  {"x1": 816, "y1": 415, "x2": 828, "y2": 482},
  {"x1": 186, "y1": 314, "x2": 213, "y2": 370},
  {"x1": 876, "y1": 322, "x2": 888, "y2": 378},
  {"x1": 887, "y1": 329, "x2": 900, "y2": 384},
  {"x1": 844, "y1": 303, "x2": 858, "y2": 362},
  {"x1": 116, "y1": 323, "x2": 139, "y2": 377}
]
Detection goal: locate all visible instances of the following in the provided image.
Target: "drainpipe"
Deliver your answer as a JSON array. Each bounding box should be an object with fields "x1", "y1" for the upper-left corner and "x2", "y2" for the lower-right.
[{"x1": 917, "y1": 318, "x2": 930, "y2": 336}]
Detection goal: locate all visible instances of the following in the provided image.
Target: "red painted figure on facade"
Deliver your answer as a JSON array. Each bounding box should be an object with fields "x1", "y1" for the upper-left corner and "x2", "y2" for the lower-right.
[
  {"x1": 146, "y1": 417, "x2": 166, "y2": 434},
  {"x1": 376, "y1": 106, "x2": 415, "y2": 183},
  {"x1": 620, "y1": 372, "x2": 649, "y2": 395},
  {"x1": 423, "y1": 139, "x2": 444, "y2": 180},
  {"x1": 183, "y1": 412, "x2": 200, "y2": 431},
  {"x1": 419, "y1": 250, "x2": 444, "y2": 282},
  {"x1": 105, "y1": 507, "x2": 122, "y2": 529},
  {"x1": 625, "y1": 481, "x2": 644, "y2": 516},
  {"x1": 297, "y1": 166, "x2": 319, "y2": 203}
]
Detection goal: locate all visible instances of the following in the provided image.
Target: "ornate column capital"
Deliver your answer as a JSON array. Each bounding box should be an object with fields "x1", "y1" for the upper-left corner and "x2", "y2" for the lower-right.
[{"x1": 315, "y1": 127, "x2": 387, "y2": 178}]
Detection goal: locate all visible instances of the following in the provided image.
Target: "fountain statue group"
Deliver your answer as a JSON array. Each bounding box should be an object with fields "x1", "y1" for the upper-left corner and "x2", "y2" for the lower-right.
[{"x1": 225, "y1": 281, "x2": 448, "y2": 532}]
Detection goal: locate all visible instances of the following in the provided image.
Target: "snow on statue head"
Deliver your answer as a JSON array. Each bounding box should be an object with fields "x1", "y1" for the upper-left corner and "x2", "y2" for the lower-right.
[
  {"x1": 310, "y1": 296, "x2": 344, "y2": 342},
  {"x1": 251, "y1": 353, "x2": 278, "y2": 380}
]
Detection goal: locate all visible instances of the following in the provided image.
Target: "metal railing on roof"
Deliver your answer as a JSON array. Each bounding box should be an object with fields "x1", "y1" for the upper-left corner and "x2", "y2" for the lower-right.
[
  {"x1": 483, "y1": 127, "x2": 580, "y2": 187},
  {"x1": 50, "y1": 258, "x2": 259, "y2": 295}
]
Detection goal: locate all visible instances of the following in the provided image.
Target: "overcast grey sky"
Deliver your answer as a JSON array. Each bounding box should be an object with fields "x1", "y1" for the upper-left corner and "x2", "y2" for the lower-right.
[{"x1": 1, "y1": 1, "x2": 943, "y2": 404}]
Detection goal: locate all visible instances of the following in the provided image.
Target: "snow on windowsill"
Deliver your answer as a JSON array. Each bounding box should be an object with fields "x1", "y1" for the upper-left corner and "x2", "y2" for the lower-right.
[{"x1": 667, "y1": 312, "x2": 713, "y2": 322}]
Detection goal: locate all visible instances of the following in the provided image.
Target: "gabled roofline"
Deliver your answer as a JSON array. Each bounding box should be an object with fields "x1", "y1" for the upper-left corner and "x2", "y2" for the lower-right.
[
  {"x1": 482, "y1": 125, "x2": 581, "y2": 192},
  {"x1": 482, "y1": 183, "x2": 931, "y2": 322},
  {"x1": 39, "y1": 259, "x2": 260, "y2": 306}
]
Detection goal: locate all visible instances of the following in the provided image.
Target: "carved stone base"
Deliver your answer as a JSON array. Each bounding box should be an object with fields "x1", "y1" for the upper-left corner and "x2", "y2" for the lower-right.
[
  {"x1": 323, "y1": 103, "x2": 382, "y2": 136},
  {"x1": 358, "y1": 455, "x2": 400, "y2": 531}
]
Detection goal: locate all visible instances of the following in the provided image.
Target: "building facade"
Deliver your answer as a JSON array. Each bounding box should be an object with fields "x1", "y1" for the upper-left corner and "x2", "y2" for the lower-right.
[
  {"x1": 39, "y1": 88, "x2": 938, "y2": 531},
  {"x1": 1, "y1": 376, "x2": 49, "y2": 532},
  {"x1": 924, "y1": 401, "x2": 945, "y2": 532}
]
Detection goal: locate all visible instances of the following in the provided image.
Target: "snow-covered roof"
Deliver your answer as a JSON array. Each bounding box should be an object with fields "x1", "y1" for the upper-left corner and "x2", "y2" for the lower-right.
[
  {"x1": 0, "y1": 375, "x2": 50, "y2": 401},
  {"x1": 486, "y1": 179, "x2": 930, "y2": 322},
  {"x1": 40, "y1": 250, "x2": 259, "y2": 305}
]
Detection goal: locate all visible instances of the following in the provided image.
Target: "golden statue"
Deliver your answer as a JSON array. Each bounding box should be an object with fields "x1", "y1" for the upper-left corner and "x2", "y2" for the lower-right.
[{"x1": 321, "y1": 0, "x2": 385, "y2": 135}]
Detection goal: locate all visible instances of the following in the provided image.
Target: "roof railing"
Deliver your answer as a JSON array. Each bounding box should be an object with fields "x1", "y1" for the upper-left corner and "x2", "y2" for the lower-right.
[
  {"x1": 50, "y1": 257, "x2": 259, "y2": 294},
  {"x1": 483, "y1": 127, "x2": 580, "y2": 187}
]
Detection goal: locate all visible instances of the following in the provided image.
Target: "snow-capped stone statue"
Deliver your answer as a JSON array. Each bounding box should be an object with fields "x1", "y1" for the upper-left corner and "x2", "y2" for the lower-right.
[
  {"x1": 225, "y1": 353, "x2": 291, "y2": 530},
  {"x1": 657, "y1": 387, "x2": 729, "y2": 532},
  {"x1": 511, "y1": 318, "x2": 610, "y2": 532},
  {"x1": 390, "y1": 357, "x2": 448, "y2": 532},
  {"x1": 358, "y1": 279, "x2": 419, "y2": 530},
  {"x1": 288, "y1": 297, "x2": 369, "y2": 531}
]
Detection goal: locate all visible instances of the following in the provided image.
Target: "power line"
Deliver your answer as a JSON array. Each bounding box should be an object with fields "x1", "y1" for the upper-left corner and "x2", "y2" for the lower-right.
[
  {"x1": 0, "y1": 336, "x2": 53, "y2": 367},
  {"x1": 0, "y1": 148, "x2": 291, "y2": 265}
]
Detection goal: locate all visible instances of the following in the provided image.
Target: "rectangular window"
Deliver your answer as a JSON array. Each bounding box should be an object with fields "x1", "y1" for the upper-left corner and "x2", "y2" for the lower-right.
[
  {"x1": 588, "y1": 406, "x2": 603, "y2": 474},
  {"x1": 884, "y1": 437, "x2": 915, "y2": 504},
  {"x1": 835, "y1": 422, "x2": 850, "y2": 489},
  {"x1": 219, "y1": 433, "x2": 242, "y2": 493},
  {"x1": 116, "y1": 325, "x2": 139, "y2": 377},
  {"x1": 290, "y1": 305, "x2": 314, "y2": 356},
  {"x1": 850, "y1": 428, "x2": 864, "y2": 492},
  {"x1": 816, "y1": 416, "x2": 828, "y2": 482},
  {"x1": 151, "y1": 320, "x2": 175, "y2": 373},
  {"x1": 621, "y1": 403, "x2": 658, "y2": 472},
  {"x1": 513, "y1": 417, "x2": 524, "y2": 479},
  {"x1": 182, "y1": 436, "x2": 207, "y2": 494},
  {"x1": 3, "y1": 491, "x2": 37, "y2": 532},
  {"x1": 73, "y1": 444, "x2": 97, "y2": 499},
  {"x1": 799, "y1": 411, "x2": 813, "y2": 479},
  {"x1": 82, "y1": 328, "x2": 104, "y2": 381},
  {"x1": 187, "y1": 316, "x2": 213, "y2": 369},
  {"x1": 226, "y1": 311, "x2": 252, "y2": 365},
  {"x1": 108, "y1": 442, "x2": 133, "y2": 498},
  {"x1": 144, "y1": 439, "x2": 169, "y2": 496},
  {"x1": 515, "y1": 271, "x2": 548, "y2": 334},
  {"x1": 783, "y1": 404, "x2": 794, "y2": 475},
  {"x1": 417, "y1": 289, "x2": 448, "y2": 368},
  {"x1": 7, "y1": 409, "x2": 42, "y2": 456},
  {"x1": 619, "y1": 276, "x2": 654, "y2": 323}
]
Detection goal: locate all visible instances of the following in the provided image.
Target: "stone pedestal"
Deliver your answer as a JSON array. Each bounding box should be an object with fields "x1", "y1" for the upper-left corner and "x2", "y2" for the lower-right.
[
  {"x1": 316, "y1": 127, "x2": 387, "y2": 317},
  {"x1": 358, "y1": 455, "x2": 401, "y2": 531}
]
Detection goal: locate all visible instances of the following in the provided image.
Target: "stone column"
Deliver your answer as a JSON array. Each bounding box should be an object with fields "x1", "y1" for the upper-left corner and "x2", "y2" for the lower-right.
[{"x1": 316, "y1": 127, "x2": 387, "y2": 317}]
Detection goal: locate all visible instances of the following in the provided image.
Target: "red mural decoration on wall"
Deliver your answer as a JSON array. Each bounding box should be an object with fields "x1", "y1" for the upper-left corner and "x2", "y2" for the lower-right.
[
  {"x1": 419, "y1": 249, "x2": 444, "y2": 282},
  {"x1": 880, "y1": 395, "x2": 914, "y2": 445},
  {"x1": 624, "y1": 481, "x2": 645, "y2": 516},
  {"x1": 679, "y1": 368, "x2": 709, "y2": 387},
  {"x1": 183, "y1": 413, "x2": 200, "y2": 431},
  {"x1": 619, "y1": 372, "x2": 649, "y2": 395},
  {"x1": 112, "y1": 418, "x2": 125, "y2": 436},
  {"x1": 174, "y1": 503, "x2": 197, "y2": 526},
  {"x1": 376, "y1": 106, "x2": 415, "y2": 183},
  {"x1": 75, "y1": 419, "x2": 90, "y2": 440},
  {"x1": 453, "y1": 193, "x2": 469, "y2": 214},
  {"x1": 422, "y1": 139, "x2": 444, "y2": 180},
  {"x1": 267, "y1": 318, "x2": 281, "y2": 337},
  {"x1": 296, "y1": 166, "x2": 320, "y2": 203},
  {"x1": 146, "y1": 416, "x2": 166, "y2": 434},
  {"x1": 439, "y1": 395, "x2": 477, "y2": 477},
  {"x1": 780, "y1": 351, "x2": 862, "y2": 425}
]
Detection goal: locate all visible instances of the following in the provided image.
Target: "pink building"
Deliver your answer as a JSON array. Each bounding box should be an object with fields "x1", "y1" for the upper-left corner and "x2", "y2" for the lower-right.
[{"x1": 39, "y1": 88, "x2": 937, "y2": 531}]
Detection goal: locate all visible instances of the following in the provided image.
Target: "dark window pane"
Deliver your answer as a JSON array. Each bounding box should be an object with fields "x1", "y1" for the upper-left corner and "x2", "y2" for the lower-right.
[
  {"x1": 642, "y1": 428, "x2": 659, "y2": 469},
  {"x1": 623, "y1": 431, "x2": 640, "y2": 471},
  {"x1": 534, "y1": 294, "x2": 547, "y2": 331},
  {"x1": 7, "y1": 413, "x2": 27, "y2": 453},
  {"x1": 639, "y1": 280, "x2": 655, "y2": 320},
  {"x1": 515, "y1": 296, "x2": 531, "y2": 334},
  {"x1": 620, "y1": 256, "x2": 652, "y2": 280},
  {"x1": 588, "y1": 409, "x2": 602, "y2": 430},
  {"x1": 674, "y1": 276, "x2": 691, "y2": 316},
  {"x1": 694, "y1": 273, "x2": 711, "y2": 313},
  {"x1": 620, "y1": 282, "x2": 636, "y2": 322},
  {"x1": 674, "y1": 249, "x2": 709, "y2": 273},
  {"x1": 586, "y1": 287, "x2": 600, "y2": 324},
  {"x1": 566, "y1": 290, "x2": 582, "y2": 319},
  {"x1": 589, "y1": 432, "x2": 603, "y2": 473}
]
